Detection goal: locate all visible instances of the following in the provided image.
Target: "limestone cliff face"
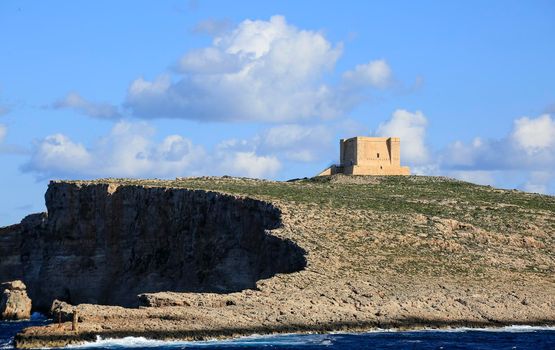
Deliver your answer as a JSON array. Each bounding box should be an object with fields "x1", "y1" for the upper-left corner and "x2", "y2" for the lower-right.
[{"x1": 0, "y1": 181, "x2": 306, "y2": 310}]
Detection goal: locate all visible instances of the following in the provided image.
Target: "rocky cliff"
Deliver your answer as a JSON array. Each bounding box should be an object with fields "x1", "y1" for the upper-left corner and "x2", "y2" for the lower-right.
[{"x1": 0, "y1": 181, "x2": 306, "y2": 310}]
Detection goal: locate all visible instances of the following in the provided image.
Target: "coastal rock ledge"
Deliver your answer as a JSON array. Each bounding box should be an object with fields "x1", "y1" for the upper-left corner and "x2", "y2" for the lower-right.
[{"x1": 1, "y1": 176, "x2": 554, "y2": 348}]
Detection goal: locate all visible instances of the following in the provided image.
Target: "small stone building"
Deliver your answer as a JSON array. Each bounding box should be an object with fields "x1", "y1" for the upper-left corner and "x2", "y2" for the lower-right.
[{"x1": 317, "y1": 137, "x2": 410, "y2": 176}]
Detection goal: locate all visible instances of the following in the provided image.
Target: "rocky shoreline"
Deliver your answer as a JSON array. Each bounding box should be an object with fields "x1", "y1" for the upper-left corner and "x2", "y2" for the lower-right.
[
  {"x1": 15, "y1": 321, "x2": 555, "y2": 349},
  {"x1": 1, "y1": 176, "x2": 554, "y2": 348},
  {"x1": 14, "y1": 283, "x2": 555, "y2": 349}
]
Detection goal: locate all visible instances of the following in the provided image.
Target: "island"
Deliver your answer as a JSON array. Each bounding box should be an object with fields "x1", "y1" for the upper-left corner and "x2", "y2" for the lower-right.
[{"x1": 0, "y1": 175, "x2": 554, "y2": 348}]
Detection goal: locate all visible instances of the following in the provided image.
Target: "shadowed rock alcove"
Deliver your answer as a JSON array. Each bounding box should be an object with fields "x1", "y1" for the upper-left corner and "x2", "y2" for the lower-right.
[{"x1": 0, "y1": 182, "x2": 307, "y2": 310}]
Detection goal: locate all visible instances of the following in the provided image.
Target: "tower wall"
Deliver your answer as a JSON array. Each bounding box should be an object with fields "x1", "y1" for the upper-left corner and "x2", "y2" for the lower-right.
[
  {"x1": 388, "y1": 137, "x2": 401, "y2": 167},
  {"x1": 324, "y1": 136, "x2": 410, "y2": 176},
  {"x1": 340, "y1": 138, "x2": 358, "y2": 166}
]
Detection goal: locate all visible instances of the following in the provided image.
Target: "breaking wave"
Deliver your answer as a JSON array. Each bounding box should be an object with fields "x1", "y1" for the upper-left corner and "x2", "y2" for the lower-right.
[
  {"x1": 416, "y1": 325, "x2": 555, "y2": 333},
  {"x1": 67, "y1": 334, "x2": 334, "y2": 348},
  {"x1": 65, "y1": 326, "x2": 555, "y2": 349},
  {"x1": 2, "y1": 323, "x2": 554, "y2": 349}
]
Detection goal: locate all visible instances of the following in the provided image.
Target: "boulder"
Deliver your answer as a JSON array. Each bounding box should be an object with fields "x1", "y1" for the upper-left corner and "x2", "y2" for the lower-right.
[
  {"x1": 0, "y1": 280, "x2": 32, "y2": 320},
  {"x1": 50, "y1": 299, "x2": 75, "y2": 322}
]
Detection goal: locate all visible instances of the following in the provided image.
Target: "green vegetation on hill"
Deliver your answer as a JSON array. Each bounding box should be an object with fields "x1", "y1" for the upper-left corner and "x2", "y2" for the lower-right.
[{"x1": 73, "y1": 175, "x2": 554, "y2": 232}]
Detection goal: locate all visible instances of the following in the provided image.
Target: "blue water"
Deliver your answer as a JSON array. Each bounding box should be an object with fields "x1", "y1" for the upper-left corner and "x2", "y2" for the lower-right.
[
  {"x1": 2, "y1": 318, "x2": 555, "y2": 350},
  {"x1": 0, "y1": 313, "x2": 51, "y2": 349}
]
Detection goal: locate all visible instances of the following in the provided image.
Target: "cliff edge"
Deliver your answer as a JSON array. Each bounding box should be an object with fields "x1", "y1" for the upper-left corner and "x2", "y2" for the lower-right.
[{"x1": 1, "y1": 175, "x2": 554, "y2": 348}]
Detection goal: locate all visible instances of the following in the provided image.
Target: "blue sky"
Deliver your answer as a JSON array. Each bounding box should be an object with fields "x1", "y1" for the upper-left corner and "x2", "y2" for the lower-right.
[{"x1": 1, "y1": 1, "x2": 554, "y2": 225}]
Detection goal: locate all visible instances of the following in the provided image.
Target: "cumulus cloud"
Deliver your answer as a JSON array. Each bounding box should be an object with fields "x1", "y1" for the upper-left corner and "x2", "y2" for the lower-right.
[
  {"x1": 341, "y1": 60, "x2": 392, "y2": 89},
  {"x1": 21, "y1": 121, "x2": 282, "y2": 180},
  {"x1": 53, "y1": 92, "x2": 121, "y2": 119},
  {"x1": 212, "y1": 123, "x2": 335, "y2": 166},
  {"x1": 23, "y1": 134, "x2": 92, "y2": 176},
  {"x1": 126, "y1": 15, "x2": 396, "y2": 122},
  {"x1": 440, "y1": 113, "x2": 555, "y2": 193},
  {"x1": 216, "y1": 151, "x2": 281, "y2": 178},
  {"x1": 367, "y1": 109, "x2": 554, "y2": 193},
  {"x1": 443, "y1": 114, "x2": 555, "y2": 171},
  {"x1": 258, "y1": 124, "x2": 334, "y2": 162},
  {"x1": 22, "y1": 121, "x2": 204, "y2": 179},
  {"x1": 511, "y1": 114, "x2": 555, "y2": 153},
  {"x1": 376, "y1": 109, "x2": 430, "y2": 165},
  {"x1": 127, "y1": 15, "x2": 341, "y2": 122}
]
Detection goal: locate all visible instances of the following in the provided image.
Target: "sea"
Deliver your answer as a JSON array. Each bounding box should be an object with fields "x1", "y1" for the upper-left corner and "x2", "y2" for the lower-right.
[{"x1": 2, "y1": 315, "x2": 555, "y2": 350}]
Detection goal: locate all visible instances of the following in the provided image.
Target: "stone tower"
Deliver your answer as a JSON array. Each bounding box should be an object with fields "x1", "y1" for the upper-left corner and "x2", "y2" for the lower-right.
[{"x1": 317, "y1": 137, "x2": 410, "y2": 176}]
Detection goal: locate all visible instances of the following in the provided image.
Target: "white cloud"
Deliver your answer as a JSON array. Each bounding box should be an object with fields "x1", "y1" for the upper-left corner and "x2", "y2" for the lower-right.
[
  {"x1": 366, "y1": 110, "x2": 554, "y2": 194},
  {"x1": 22, "y1": 121, "x2": 205, "y2": 179},
  {"x1": 92, "y1": 122, "x2": 206, "y2": 177},
  {"x1": 440, "y1": 113, "x2": 555, "y2": 193},
  {"x1": 376, "y1": 109, "x2": 430, "y2": 165},
  {"x1": 217, "y1": 151, "x2": 281, "y2": 178},
  {"x1": 178, "y1": 48, "x2": 243, "y2": 74},
  {"x1": 511, "y1": 114, "x2": 555, "y2": 153},
  {"x1": 443, "y1": 138, "x2": 483, "y2": 167},
  {"x1": 522, "y1": 171, "x2": 552, "y2": 194},
  {"x1": 443, "y1": 114, "x2": 555, "y2": 172},
  {"x1": 22, "y1": 121, "x2": 282, "y2": 180},
  {"x1": 127, "y1": 15, "x2": 342, "y2": 122},
  {"x1": 24, "y1": 134, "x2": 92, "y2": 176},
  {"x1": 126, "y1": 15, "x2": 396, "y2": 122},
  {"x1": 259, "y1": 124, "x2": 334, "y2": 162},
  {"x1": 342, "y1": 60, "x2": 392, "y2": 88},
  {"x1": 212, "y1": 123, "x2": 334, "y2": 165},
  {"x1": 53, "y1": 92, "x2": 121, "y2": 119}
]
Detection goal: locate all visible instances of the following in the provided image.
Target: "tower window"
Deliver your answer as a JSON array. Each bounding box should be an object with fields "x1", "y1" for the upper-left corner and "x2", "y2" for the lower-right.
[{"x1": 377, "y1": 153, "x2": 380, "y2": 158}]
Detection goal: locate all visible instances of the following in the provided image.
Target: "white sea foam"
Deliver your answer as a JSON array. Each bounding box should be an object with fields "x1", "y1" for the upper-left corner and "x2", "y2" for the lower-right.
[
  {"x1": 58, "y1": 325, "x2": 555, "y2": 348},
  {"x1": 347, "y1": 325, "x2": 555, "y2": 334},
  {"x1": 328, "y1": 325, "x2": 555, "y2": 335},
  {"x1": 429, "y1": 325, "x2": 555, "y2": 333},
  {"x1": 67, "y1": 333, "x2": 334, "y2": 348},
  {"x1": 0, "y1": 339, "x2": 13, "y2": 350}
]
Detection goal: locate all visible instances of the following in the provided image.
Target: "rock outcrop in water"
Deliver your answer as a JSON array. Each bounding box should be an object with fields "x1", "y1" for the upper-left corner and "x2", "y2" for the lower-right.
[
  {"x1": 0, "y1": 181, "x2": 306, "y2": 310},
  {"x1": 0, "y1": 280, "x2": 32, "y2": 320}
]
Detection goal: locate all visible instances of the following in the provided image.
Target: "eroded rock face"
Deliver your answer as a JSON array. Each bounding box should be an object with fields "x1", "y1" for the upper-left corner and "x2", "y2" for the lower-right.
[
  {"x1": 0, "y1": 182, "x2": 306, "y2": 310},
  {"x1": 0, "y1": 280, "x2": 32, "y2": 320}
]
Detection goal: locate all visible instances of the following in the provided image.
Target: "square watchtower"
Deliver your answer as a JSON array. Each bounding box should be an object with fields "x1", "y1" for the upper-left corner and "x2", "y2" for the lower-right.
[{"x1": 318, "y1": 136, "x2": 410, "y2": 176}]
